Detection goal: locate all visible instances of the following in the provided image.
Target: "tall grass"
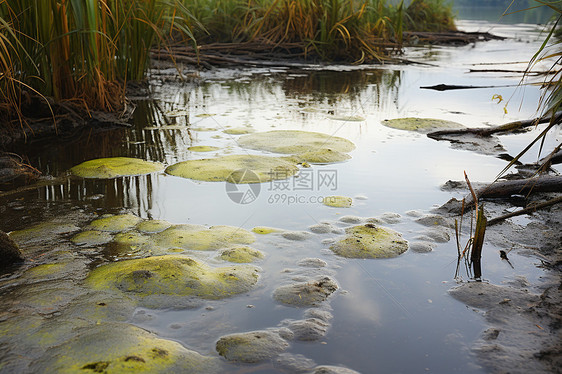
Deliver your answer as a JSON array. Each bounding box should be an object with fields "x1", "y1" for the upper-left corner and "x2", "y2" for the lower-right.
[
  {"x1": 183, "y1": 0, "x2": 453, "y2": 62},
  {"x1": 0, "y1": 0, "x2": 197, "y2": 114},
  {"x1": 251, "y1": 0, "x2": 401, "y2": 61},
  {"x1": 184, "y1": 0, "x2": 411, "y2": 62},
  {"x1": 496, "y1": 2, "x2": 561, "y2": 177},
  {"x1": 404, "y1": 0, "x2": 456, "y2": 32},
  {"x1": 0, "y1": 0, "x2": 455, "y2": 119}
]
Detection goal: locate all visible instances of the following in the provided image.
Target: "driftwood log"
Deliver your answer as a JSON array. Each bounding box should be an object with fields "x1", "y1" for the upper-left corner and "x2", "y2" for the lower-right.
[
  {"x1": 441, "y1": 174, "x2": 562, "y2": 212},
  {"x1": 440, "y1": 176, "x2": 562, "y2": 222},
  {"x1": 420, "y1": 84, "x2": 516, "y2": 91},
  {"x1": 465, "y1": 175, "x2": 562, "y2": 207},
  {"x1": 153, "y1": 31, "x2": 503, "y2": 68},
  {"x1": 427, "y1": 112, "x2": 562, "y2": 139},
  {"x1": 403, "y1": 30, "x2": 505, "y2": 45},
  {"x1": 487, "y1": 195, "x2": 562, "y2": 226}
]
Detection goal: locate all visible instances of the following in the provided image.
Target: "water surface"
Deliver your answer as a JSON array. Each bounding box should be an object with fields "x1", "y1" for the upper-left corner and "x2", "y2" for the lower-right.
[{"x1": 1, "y1": 20, "x2": 558, "y2": 373}]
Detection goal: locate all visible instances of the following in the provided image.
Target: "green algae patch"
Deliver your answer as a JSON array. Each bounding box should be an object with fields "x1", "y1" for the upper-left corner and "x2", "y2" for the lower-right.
[
  {"x1": 70, "y1": 157, "x2": 164, "y2": 179},
  {"x1": 165, "y1": 155, "x2": 298, "y2": 183},
  {"x1": 381, "y1": 118, "x2": 464, "y2": 134},
  {"x1": 9, "y1": 222, "x2": 80, "y2": 247},
  {"x1": 327, "y1": 114, "x2": 365, "y2": 122},
  {"x1": 113, "y1": 231, "x2": 150, "y2": 247},
  {"x1": 219, "y1": 246, "x2": 264, "y2": 263},
  {"x1": 71, "y1": 230, "x2": 114, "y2": 246},
  {"x1": 323, "y1": 196, "x2": 353, "y2": 208},
  {"x1": 330, "y1": 224, "x2": 408, "y2": 259},
  {"x1": 238, "y1": 130, "x2": 355, "y2": 154},
  {"x1": 216, "y1": 330, "x2": 289, "y2": 363},
  {"x1": 31, "y1": 323, "x2": 221, "y2": 374},
  {"x1": 86, "y1": 255, "x2": 259, "y2": 300},
  {"x1": 273, "y1": 277, "x2": 338, "y2": 307},
  {"x1": 25, "y1": 263, "x2": 67, "y2": 279},
  {"x1": 252, "y1": 226, "x2": 282, "y2": 235},
  {"x1": 136, "y1": 220, "x2": 172, "y2": 234},
  {"x1": 145, "y1": 125, "x2": 191, "y2": 131},
  {"x1": 284, "y1": 149, "x2": 351, "y2": 164},
  {"x1": 165, "y1": 109, "x2": 189, "y2": 117},
  {"x1": 149, "y1": 224, "x2": 256, "y2": 252},
  {"x1": 188, "y1": 146, "x2": 220, "y2": 152},
  {"x1": 89, "y1": 214, "x2": 143, "y2": 233},
  {"x1": 223, "y1": 127, "x2": 254, "y2": 135},
  {"x1": 191, "y1": 127, "x2": 216, "y2": 132}
]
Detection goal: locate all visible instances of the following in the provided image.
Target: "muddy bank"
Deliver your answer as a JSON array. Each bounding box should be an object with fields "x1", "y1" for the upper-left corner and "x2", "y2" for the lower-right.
[{"x1": 437, "y1": 183, "x2": 562, "y2": 373}]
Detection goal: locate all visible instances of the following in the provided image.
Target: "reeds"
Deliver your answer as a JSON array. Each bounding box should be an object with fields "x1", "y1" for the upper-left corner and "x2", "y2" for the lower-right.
[
  {"x1": 186, "y1": 0, "x2": 412, "y2": 62},
  {"x1": 405, "y1": 0, "x2": 456, "y2": 32},
  {"x1": 454, "y1": 172, "x2": 487, "y2": 281},
  {"x1": 0, "y1": 0, "x2": 456, "y2": 118},
  {"x1": 252, "y1": 0, "x2": 400, "y2": 61},
  {"x1": 0, "y1": 0, "x2": 198, "y2": 115}
]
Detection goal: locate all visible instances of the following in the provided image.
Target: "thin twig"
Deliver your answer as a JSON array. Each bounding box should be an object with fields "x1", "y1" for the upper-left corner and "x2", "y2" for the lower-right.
[{"x1": 487, "y1": 195, "x2": 562, "y2": 226}]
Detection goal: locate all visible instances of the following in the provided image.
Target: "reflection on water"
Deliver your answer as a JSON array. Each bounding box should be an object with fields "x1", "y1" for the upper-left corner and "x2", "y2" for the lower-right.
[
  {"x1": 454, "y1": 0, "x2": 556, "y2": 24},
  {"x1": 0, "y1": 20, "x2": 557, "y2": 374}
]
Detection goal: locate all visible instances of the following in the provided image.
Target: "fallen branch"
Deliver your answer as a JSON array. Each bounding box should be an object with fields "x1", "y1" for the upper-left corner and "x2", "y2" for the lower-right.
[
  {"x1": 427, "y1": 111, "x2": 562, "y2": 139},
  {"x1": 404, "y1": 30, "x2": 504, "y2": 45},
  {"x1": 464, "y1": 175, "x2": 562, "y2": 208},
  {"x1": 469, "y1": 68, "x2": 553, "y2": 75},
  {"x1": 420, "y1": 84, "x2": 516, "y2": 91},
  {"x1": 487, "y1": 195, "x2": 562, "y2": 226},
  {"x1": 538, "y1": 144, "x2": 562, "y2": 167}
]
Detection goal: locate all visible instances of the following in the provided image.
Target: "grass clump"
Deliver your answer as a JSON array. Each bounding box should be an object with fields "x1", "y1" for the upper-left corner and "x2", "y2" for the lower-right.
[
  {"x1": 404, "y1": 0, "x2": 456, "y2": 32},
  {"x1": 0, "y1": 0, "x2": 198, "y2": 120}
]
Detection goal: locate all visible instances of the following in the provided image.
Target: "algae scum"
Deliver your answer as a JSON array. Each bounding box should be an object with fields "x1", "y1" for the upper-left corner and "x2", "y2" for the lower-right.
[{"x1": 1, "y1": 20, "x2": 558, "y2": 374}]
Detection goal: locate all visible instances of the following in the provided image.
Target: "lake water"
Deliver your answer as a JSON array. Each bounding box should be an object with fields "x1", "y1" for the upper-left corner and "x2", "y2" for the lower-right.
[{"x1": 0, "y1": 20, "x2": 559, "y2": 373}]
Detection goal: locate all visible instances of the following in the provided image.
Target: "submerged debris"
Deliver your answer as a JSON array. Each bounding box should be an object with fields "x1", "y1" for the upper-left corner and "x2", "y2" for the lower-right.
[
  {"x1": 216, "y1": 330, "x2": 289, "y2": 363},
  {"x1": 285, "y1": 318, "x2": 330, "y2": 341},
  {"x1": 273, "y1": 277, "x2": 338, "y2": 307}
]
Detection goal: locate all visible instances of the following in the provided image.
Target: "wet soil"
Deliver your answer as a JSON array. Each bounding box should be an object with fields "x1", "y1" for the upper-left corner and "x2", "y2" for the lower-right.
[{"x1": 438, "y1": 181, "x2": 562, "y2": 374}]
